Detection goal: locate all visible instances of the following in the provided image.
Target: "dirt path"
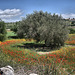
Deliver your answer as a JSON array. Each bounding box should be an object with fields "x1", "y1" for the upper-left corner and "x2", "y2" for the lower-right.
[
  {"x1": 37, "y1": 51, "x2": 55, "y2": 55},
  {"x1": 66, "y1": 45, "x2": 75, "y2": 47},
  {"x1": 37, "y1": 45, "x2": 75, "y2": 55}
]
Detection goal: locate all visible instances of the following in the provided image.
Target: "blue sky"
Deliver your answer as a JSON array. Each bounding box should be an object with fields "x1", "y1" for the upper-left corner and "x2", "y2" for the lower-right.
[{"x1": 0, "y1": 0, "x2": 75, "y2": 22}]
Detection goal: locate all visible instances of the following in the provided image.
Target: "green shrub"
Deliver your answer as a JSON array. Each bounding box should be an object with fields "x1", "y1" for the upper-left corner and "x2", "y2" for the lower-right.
[
  {"x1": 0, "y1": 34, "x2": 6, "y2": 41},
  {"x1": 69, "y1": 28, "x2": 75, "y2": 34},
  {"x1": 0, "y1": 20, "x2": 7, "y2": 41},
  {"x1": 11, "y1": 24, "x2": 18, "y2": 33}
]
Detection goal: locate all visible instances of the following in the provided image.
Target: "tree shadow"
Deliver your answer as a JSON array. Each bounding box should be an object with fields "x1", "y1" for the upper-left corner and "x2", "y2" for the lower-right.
[
  {"x1": 8, "y1": 36, "x2": 18, "y2": 39},
  {"x1": 15, "y1": 43, "x2": 55, "y2": 52}
]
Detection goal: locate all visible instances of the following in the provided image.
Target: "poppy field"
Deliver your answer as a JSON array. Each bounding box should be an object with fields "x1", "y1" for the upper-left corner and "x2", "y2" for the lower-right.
[
  {"x1": 0, "y1": 35, "x2": 75, "y2": 74},
  {"x1": 65, "y1": 34, "x2": 75, "y2": 45}
]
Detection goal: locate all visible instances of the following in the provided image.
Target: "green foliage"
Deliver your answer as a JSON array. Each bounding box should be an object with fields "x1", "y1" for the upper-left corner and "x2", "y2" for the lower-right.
[
  {"x1": 0, "y1": 34, "x2": 6, "y2": 41},
  {"x1": 17, "y1": 18, "x2": 29, "y2": 38},
  {"x1": 0, "y1": 19, "x2": 7, "y2": 41},
  {"x1": 71, "y1": 21, "x2": 75, "y2": 25},
  {"x1": 7, "y1": 31, "x2": 17, "y2": 37},
  {"x1": 5, "y1": 22, "x2": 15, "y2": 29},
  {"x1": 11, "y1": 22, "x2": 19, "y2": 33},
  {"x1": 40, "y1": 14, "x2": 69, "y2": 48},
  {"x1": 17, "y1": 11, "x2": 69, "y2": 48},
  {"x1": 11, "y1": 24, "x2": 17, "y2": 33},
  {"x1": 6, "y1": 31, "x2": 17, "y2": 39},
  {"x1": 69, "y1": 28, "x2": 75, "y2": 34}
]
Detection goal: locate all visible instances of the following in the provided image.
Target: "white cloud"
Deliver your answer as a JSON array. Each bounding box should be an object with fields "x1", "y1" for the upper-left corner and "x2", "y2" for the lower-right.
[
  {"x1": 0, "y1": 9, "x2": 22, "y2": 18},
  {"x1": 56, "y1": 13, "x2": 75, "y2": 19},
  {"x1": 2, "y1": 19, "x2": 20, "y2": 22},
  {"x1": 62, "y1": 13, "x2": 75, "y2": 19},
  {"x1": 0, "y1": 9, "x2": 22, "y2": 22},
  {"x1": 1, "y1": 9, "x2": 75, "y2": 22}
]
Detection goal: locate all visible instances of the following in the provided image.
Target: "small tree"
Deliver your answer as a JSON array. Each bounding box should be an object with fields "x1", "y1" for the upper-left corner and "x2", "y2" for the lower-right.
[{"x1": 0, "y1": 19, "x2": 7, "y2": 41}]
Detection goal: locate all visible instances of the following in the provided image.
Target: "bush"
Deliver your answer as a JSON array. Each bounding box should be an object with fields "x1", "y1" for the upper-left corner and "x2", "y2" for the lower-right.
[
  {"x1": 69, "y1": 28, "x2": 75, "y2": 34},
  {"x1": 0, "y1": 20, "x2": 7, "y2": 41},
  {"x1": 0, "y1": 34, "x2": 6, "y2": 41},
  {"x1": 10, "y1": 22, "x2": 19, "y2": 33},
  {"x1": 11, "y1": 24, "x2": 17, "y2": 33}
]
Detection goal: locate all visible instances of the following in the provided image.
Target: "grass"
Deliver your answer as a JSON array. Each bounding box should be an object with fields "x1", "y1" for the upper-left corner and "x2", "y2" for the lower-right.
[
  {"x1": 0, "y1": 39, "x2": 75, "y2": 74},
  {"x1": 65, "y1": 34, "x2": 75, "y2": 45},
  {"x1": 6, "y1": 30, "x2": 16, "y2": 37},
  {"x1": 6, "y1": 30, "x2": 17, "y2": 39},
  {"x1": 0, "y1": 31, "x2": 75, "y2": 74}
]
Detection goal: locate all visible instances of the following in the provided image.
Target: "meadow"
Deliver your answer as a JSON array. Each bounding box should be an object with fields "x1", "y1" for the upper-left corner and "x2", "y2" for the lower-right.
[
  {"x1": 0, "y1": 30, "x2": 75, "y2": 75},
  {"x1": 6, "y1": 30, "x2": 17, "y2": 39},
  {"x1": 65, "y1": 34, "x2": 75, "y2": 45}
]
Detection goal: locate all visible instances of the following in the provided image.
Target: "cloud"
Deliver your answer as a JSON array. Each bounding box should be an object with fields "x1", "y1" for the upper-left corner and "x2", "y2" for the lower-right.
[
  {"x1": 0, "y1": 9, "x2": 22, "y2": 22},
  {"x1": 2, "y1": 19, "x2": 21, "y2": 22},
  {"x1": 55, "y1": 13, "x2": 75, "y2": 19},
  {"x1": 62, "y1": 13, "x2": 75, "y2": 19},
  {"x1": 1, "y1": 9, "x2": 75, "y2": 22}
]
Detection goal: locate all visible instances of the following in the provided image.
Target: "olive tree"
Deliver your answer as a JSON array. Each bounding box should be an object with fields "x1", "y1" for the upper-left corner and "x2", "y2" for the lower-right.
[
  {"x1": 17, "y1": 11, "x2": 69, "y2": 48},
  {"x1": 39, "y1": 14, "x2": 69, "y2": 48}
]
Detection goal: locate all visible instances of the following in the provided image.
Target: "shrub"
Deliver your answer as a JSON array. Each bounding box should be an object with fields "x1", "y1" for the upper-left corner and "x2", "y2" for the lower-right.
[
  {"x1": 10, "y1": 22, "x2": 19, "y2": 33},
  {"x1": 69, "y1": 28, "x2": 75, "y2": 34},
  {"x1": 0, "y1": 19, "x2": 7, "y2": 41},
  {"x1": 0, "y1": 34, "x2": 6, "y2": 41}
]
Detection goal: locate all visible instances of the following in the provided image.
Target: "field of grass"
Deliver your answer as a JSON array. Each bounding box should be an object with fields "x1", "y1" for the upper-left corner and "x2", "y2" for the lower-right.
[
  {"x1": 0, "y1": 31, "x2": 75, "y2": 74},
  {"x1": 6, "y1": 30, "x2": 17, "y2": 39}
]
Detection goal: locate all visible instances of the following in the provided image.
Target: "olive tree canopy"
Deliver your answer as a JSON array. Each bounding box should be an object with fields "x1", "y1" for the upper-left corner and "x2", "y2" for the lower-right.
[{"x1": 17, "y1": 11, "x2": 69, "y2": 48}]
